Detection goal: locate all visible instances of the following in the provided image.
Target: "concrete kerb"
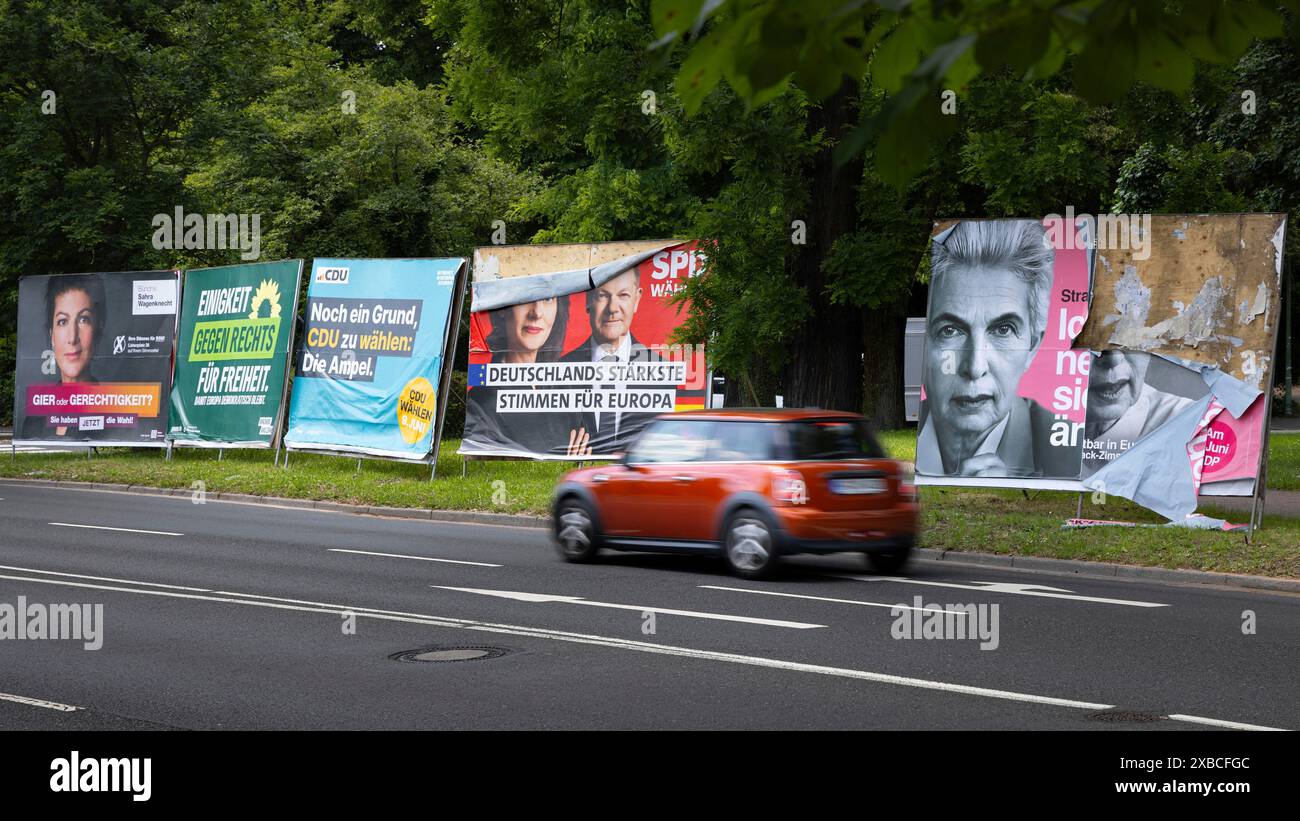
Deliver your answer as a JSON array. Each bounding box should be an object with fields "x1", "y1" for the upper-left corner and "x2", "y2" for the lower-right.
[
  {"x1": 2, "y1": 477, "x2": 1295, "y2": 591},
  {"x1": 0, "y1": 477, "x2": 547, "y2": 529},
  {"x1": 919, "y1": 547, "x2": 1300, "y2": 593}
]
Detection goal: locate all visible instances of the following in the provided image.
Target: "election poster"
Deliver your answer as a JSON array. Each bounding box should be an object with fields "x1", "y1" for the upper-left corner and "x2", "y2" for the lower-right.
[
  {"x1": 13, "y1": 271, "x2": 179, "y2": 447},
  {"x1": 168, "y1": 259, "x2": 303, "y2": 447},
  {"x1": 283, "y1": 258, "x2": 467, "y2": 461},
  {"x1": 1077, "y1": 213, "x2": 1286, "y2": 502},
  {"x1": 461, "y1": 240, "x2": 708, "y2": 459},
  {"x1": 917, "y1": 217, "x2": 1092, "y2": 485},
  {"x1": 916, "y1": 213, "x2": 1285, "y2": 525}
]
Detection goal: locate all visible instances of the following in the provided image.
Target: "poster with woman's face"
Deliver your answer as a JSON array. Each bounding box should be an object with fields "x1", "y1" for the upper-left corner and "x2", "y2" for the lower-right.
[
  {"x1": 13, "y1": 271, "x2": 179, "y2": 445},
  {"x1": 918, "y1": 218, "x2": 1091, "y2": 481}
]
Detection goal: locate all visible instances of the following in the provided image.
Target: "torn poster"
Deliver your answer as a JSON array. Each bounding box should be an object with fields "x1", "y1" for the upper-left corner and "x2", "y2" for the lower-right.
[{"x1": 916, "y1": 212, "x2": 1284, "y2": 525}]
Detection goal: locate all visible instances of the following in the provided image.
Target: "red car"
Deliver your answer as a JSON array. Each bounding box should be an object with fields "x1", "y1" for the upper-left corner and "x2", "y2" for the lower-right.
[{"x1": 551, "y1": 409, "x2": 918, "y2": 579}]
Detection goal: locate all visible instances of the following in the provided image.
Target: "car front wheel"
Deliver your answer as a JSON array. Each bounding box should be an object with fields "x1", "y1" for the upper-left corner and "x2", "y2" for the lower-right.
[
  {"x1": 724, "y1": 509, "x2": 779, "y2": 579},
  {"x1": 554, "y1": 497, "x2": 601, "y2": 563}
]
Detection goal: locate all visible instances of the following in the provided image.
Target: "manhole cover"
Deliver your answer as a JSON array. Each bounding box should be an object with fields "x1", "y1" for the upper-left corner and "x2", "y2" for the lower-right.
[
  {"x1": 391, "y1": 645, "x2": 512, "y2": 663},
  {"x1": 1088, "y1": 710, "x2": 1168, "y2": 723}
]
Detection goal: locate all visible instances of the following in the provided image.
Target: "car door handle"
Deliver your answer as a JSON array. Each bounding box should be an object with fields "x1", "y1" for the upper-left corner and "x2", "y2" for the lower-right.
[{"x1": 672, "y1": 475, "x2": 696, "y2": 483}]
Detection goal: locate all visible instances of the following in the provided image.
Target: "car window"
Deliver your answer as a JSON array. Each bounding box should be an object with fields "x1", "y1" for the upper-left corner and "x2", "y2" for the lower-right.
[
  {"x1": 626, "y1": 419, "x2": 713, "y2": 464},
  {"x1": 705, "y1": 421, "x2": 777, "y2": 461},
  {"x1": 781, "y1": 419, "x2": 885, "y2": 460}
]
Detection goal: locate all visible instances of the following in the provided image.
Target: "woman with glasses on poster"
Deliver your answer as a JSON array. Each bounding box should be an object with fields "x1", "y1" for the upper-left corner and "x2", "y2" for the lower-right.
[{"x1": 464, "y1": 295, "x2": 593, "y2": 458}]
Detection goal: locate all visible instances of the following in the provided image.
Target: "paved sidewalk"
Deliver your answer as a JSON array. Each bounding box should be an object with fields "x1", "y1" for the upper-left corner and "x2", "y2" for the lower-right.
[
  {"x1": 1200, "y1": 489, "x2": 1300, "y2": 519},
  {"x1": 1272, "y1": 413, "x2": 1300, "y2": 432}
]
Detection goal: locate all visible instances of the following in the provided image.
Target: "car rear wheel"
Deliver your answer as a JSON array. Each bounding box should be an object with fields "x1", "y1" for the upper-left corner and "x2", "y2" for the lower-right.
[
  {"x1": 724, "y1": 509, "x2": 779, "y2": 579},
  {"x1": 554, "y1": 497, "x2": 600, "y2": 562},
  {"x1": 865, "y1": 538, "x2": 913, "y2": 574}
]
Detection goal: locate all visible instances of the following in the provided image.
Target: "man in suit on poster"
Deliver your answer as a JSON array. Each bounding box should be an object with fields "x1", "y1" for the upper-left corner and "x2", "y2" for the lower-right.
[{"x1": 561, "y1": 267, "x2": 663, "y2": 452}]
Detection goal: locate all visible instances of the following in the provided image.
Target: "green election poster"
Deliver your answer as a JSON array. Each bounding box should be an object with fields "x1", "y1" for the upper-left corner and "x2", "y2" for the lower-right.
[{"x1": 169, "y1": 260, "x2": 302, "y2": 446}]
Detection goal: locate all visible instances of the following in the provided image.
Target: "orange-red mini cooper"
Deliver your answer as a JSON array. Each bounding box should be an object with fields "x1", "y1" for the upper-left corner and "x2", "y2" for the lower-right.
[{"x1": 551, "y1": 409, "x2": 919, "y2": 579}]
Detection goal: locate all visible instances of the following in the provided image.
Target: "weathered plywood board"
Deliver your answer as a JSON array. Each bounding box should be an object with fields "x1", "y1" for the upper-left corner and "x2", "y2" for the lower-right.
[
  {"x1": 473, "y1": 240, "x2": 680, "y2": 283},
  {"x1": 1078, "y1": 214, "x2": 1287, "y2": 388}
]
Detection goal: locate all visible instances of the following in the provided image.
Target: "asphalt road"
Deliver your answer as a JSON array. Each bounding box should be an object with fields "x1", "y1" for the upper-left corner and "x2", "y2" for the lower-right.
[{"x1": 0, "y1": 482, "x2": 1296, "y2": 730}]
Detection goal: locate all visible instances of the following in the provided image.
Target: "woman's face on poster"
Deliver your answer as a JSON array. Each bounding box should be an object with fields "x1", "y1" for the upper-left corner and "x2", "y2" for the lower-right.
[
  {"x1": 506, "y1": 298, "x2": 558, "y2": 353},
  {"x1": 51, "y1": 288, "x2": 96, "y2": 382},
  {"x1": 1088, "y1": 350, "x2": 1149, "y2": 425},
  {"x1": 925, "y1": 265, "x2": 1036, "y2": 439}
]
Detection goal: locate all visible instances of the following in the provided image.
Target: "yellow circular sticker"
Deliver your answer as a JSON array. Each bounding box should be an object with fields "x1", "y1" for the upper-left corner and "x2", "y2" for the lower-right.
[{"x1": 397, "y1": 377, "x2": 436, "y2": 445}]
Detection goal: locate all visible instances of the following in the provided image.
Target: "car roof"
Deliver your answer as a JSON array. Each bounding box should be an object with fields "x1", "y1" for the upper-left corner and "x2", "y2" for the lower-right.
[{"x1": 658, "y1": 408, "x2": 864, "y2": 422}]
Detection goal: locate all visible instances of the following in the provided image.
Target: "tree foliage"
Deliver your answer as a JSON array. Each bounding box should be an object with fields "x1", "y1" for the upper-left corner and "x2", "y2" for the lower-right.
[
  {"x1": 0, "y1": 0, "x2": 1297, "y2": 426},
  {"x1": 651, "y1": 0, "x2": 1297, "y2": 187}
]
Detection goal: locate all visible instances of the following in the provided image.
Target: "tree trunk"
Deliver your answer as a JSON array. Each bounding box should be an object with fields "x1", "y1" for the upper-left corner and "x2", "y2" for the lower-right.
[
  {"x1": 782, "y1": 81, "x2": 865, "y2": 412},
  {"x1": 861, "y1": 300, "x2": 907, "y2": 428}
]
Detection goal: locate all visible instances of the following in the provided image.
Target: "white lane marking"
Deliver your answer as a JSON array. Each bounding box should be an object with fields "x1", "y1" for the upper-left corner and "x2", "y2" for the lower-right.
[
  {"x1": 0, "y1": 568, "x2": 1112, "y2": 711},
  {"x1": 431, "y1": 586, "x2": 824, "y2": 629},
  {"x1": 0, "y1": 692, "x2": 80, "y2": 712},
  {"x1": 49, "y1": 522, "x2": 183, "y2": 537},
  {"x1": 327, "y1": 548, "x2": 501, "y2": 568},
  {"x1": 838, "y1": 574, "x2": 1169, "y2": 608},
  {"x1": 1, "y1": 563, "x2": 1284, "y2": 726},
  {"x1": 0, "y1": 563, "x2": 209, "y2": 592},
  {"x1": 1167, "y1": 714, "x2": 1288, "y2": 732},
  {"x1": 701, "y1": 585, "x2": 973, "y2": 616},
  {"x1": 964, "y1": 582, "x2": 1074, "y2": 594}
]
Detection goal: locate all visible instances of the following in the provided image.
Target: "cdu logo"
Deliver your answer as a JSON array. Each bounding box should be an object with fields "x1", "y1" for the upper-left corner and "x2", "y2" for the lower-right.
[{"x1": 315, "y1": 266, "x2": 349, "y2": 285}]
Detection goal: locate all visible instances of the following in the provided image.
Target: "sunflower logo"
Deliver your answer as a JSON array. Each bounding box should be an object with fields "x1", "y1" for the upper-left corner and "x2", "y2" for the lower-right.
[{"x1": 248, "y1": 279, "x2": 282, "y2": 320}]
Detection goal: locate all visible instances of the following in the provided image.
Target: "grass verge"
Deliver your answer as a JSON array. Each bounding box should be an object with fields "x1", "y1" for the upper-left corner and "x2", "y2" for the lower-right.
[{"x1": 1, "y1": 432, "x2": 1296, "y2": 578}]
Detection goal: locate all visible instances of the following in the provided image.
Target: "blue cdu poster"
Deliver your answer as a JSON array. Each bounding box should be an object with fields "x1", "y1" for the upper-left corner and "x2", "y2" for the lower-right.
[{"x1": 284, "y1": 258, "x2": 467, "y2": 461}]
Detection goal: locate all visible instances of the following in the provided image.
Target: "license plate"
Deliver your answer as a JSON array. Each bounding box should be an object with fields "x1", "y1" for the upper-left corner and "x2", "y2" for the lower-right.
[{"x1": 829, "y1": 477, "x2": 886, "y2": 495}]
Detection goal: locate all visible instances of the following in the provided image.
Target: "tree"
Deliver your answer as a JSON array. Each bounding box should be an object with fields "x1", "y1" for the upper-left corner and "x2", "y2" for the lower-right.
[
  {"x1": 0, "y1": 0, "x2": 530, "y2": 423},
  {"x1": 652, "y1": 0, "x2": 1295, "y2": 187}
]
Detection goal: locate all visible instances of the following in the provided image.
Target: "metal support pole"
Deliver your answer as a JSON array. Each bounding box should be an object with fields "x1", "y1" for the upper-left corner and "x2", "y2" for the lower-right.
[
  {"x1": 461, "y1": 457, "x2": 466, "y2": 478},
  {"x1": 218, "y1": 448, "x2": 224, "y2": 461},
  {"x1": 1285, "y1": 257, "x2": 1294, "y2": 416},
  {"x1": 1249, "y1": 386, "x2": 1275, "y2": 540},
  {"x1": 1076, "y1": 492, "x2": 1083, "y2": 520}
]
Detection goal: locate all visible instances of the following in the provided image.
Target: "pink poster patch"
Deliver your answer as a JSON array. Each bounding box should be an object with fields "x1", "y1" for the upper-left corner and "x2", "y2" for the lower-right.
[
  {"x1": 1016, "y1": 216, "x2": 1092, "y2": 424},
  {"x1": 1199, "y1": 395, "x2": 1264, "y2": 485}
]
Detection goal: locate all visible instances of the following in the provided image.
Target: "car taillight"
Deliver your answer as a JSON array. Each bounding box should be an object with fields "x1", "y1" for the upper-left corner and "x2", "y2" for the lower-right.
[
  {"x1": 771, "y1": 469, "x2": 808, "y2": 505},
  {"x1": 897, "y1": 461, "x2": 917, "y2": 499}
]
